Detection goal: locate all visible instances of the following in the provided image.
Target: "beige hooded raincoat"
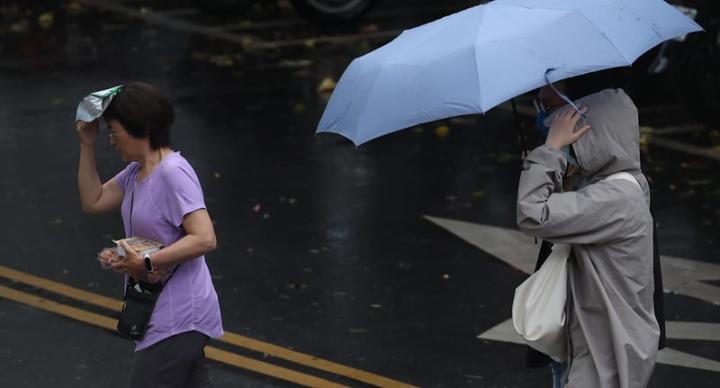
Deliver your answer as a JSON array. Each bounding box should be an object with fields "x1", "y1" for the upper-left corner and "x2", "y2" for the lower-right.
[{"x1": 517, "y1": 88, "x2": 660, "y2": 388}]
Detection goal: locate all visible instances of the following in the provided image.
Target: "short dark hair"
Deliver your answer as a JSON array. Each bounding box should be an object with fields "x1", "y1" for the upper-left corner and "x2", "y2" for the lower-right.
[{"x1": 103, "y1": 82, "x2": 174, "y2": 149}]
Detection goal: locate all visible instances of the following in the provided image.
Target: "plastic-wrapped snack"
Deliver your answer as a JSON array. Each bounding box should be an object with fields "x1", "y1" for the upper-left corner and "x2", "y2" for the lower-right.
[
  {"x1": 98, "y1": 247, "x2": 121, "y2": 269},
  {"x1": 114, "y1": 236, "x2": 163, "y2": 257}
]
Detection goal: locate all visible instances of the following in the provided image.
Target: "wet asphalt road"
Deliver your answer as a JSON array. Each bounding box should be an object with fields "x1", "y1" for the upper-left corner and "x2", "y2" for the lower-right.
[{"x1": 1, "y1": 1, "x2": 719, "y2": 387}]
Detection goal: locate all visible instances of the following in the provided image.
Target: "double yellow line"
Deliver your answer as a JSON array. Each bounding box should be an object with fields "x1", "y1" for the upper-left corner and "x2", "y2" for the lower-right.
[{"x1": 0, "y1": 265, "x2": 415, "y2": 387}]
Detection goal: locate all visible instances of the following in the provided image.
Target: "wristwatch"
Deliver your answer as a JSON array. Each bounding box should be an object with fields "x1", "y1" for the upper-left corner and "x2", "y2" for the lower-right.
[{"x1": 143, "y1": 252, "x2": 154, "y2": 273}]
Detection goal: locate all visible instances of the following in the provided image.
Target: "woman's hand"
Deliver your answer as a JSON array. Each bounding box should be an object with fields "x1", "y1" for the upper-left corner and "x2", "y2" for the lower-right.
[
  {"x1": 110, "y1": 240, "x2": 147, "y2": 282},
  {"x1": 545, "y1": 106, "x2": 591, "y2": 150},
  {"x1": 76, "y1": 120, "x2": 99, "y2": 146}
]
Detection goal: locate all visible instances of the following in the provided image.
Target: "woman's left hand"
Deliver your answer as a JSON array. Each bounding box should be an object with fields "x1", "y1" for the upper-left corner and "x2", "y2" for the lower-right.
[{"x1": 110, "y1": 240, "x2": 146, "y2": 281}]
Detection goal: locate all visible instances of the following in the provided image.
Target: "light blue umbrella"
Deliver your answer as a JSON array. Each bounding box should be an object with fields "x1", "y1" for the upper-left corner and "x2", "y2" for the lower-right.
[{"x1": 317, "y1": 0, "x2": 702, "y2": 146}]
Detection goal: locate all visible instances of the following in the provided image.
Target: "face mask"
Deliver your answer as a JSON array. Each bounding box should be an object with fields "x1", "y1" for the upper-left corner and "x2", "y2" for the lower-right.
[
  {"x1": 562, "y1": 145, "x2": 579, "y2": 167},
  {"x1": 535, "y1": 110, "x2": 550, "y2": 138}
]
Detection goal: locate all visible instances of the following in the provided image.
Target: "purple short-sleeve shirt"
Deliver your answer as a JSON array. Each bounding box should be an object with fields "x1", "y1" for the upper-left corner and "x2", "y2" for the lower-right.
[{"x1": 114, "y1": 152, "x2": 223, "y2": 351}]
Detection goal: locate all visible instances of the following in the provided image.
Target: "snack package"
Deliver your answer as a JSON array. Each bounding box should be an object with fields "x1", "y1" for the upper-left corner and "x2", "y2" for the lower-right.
[
  {"x1": 75, "y1": 85, "x2": 123, "y2": 123},
  {"x1": 98, "y1": 237, "x2": 166, "y2": 278},
  {"x1": 113, "y1": 236, "x2": 163, "y2": 257}
]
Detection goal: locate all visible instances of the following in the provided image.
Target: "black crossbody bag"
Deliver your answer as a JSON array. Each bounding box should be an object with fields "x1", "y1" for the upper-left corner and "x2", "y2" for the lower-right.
[{"x1": 116, "y1": 179, "x2": 178, "y2": 340}]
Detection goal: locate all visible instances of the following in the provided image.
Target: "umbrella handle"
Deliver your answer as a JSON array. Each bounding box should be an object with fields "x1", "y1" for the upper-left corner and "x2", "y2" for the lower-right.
[{"x1": 544, "y1": 69, "x2": 587, "y2": 120}]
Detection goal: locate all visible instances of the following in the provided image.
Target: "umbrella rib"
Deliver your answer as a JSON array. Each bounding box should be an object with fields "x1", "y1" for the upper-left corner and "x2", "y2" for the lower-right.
[
  {"x1": 474, "y1": 5, "x2": 486, "y2": 113},
  {"x1": 573, "y1": 10, "x2": 633, "y2": 66}
]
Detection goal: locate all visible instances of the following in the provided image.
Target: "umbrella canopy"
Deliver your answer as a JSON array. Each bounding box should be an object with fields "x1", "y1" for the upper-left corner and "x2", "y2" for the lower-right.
[{"x1": 317, "y1": 0, "x2": 702, "y2": 145}]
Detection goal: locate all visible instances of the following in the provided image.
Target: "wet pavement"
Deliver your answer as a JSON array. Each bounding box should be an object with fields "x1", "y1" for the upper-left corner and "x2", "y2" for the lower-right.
[{"x1": 1, "y1": 1, "x2": 719, "y2": 387}]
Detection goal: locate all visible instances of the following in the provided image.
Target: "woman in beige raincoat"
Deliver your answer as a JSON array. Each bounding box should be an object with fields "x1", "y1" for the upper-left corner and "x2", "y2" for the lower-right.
[{"x1": 517, "y1": 88, "x2": 660, "y2": 388}]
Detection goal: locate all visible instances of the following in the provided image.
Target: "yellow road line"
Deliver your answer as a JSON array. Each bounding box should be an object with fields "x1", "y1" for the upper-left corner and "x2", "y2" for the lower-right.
[
  {"x1": 0, "y1": 284, "x2": 347, "y2": 388},
  {"x1": 0, "y1": 265, "x2": 123, "y2": 310},
  {"x1": 0, "y1": 265, "x2": 416, "y2": 387},
  {"x1": 0, "y1": 283, "x2": 118, "y2": 330},
  {"x1": 204, "y1": 347, "x2": 346, "y2": 388},
  {"x1": 220, "y1": 332, "x2": 416, "y2": 387}
]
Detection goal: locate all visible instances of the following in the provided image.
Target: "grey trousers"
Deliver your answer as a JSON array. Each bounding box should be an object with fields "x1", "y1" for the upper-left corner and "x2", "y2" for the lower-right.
[{"x1": 128, "y1": 331, "x2": 210, "y2": 388}]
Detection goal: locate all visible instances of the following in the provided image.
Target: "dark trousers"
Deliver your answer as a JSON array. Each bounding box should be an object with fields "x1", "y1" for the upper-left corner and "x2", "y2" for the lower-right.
[{"x1": 129, "y1": 331, "x2": 210, "y2": 388}]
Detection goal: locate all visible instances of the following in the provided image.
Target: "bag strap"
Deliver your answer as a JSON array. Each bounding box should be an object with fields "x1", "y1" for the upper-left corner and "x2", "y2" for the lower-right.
[
  {"x1": 604, "y1": 171, "x2": 641, "y2": 190},
  {"x1": 127, "y1": 170, "x2": 179, "y2": 289}
]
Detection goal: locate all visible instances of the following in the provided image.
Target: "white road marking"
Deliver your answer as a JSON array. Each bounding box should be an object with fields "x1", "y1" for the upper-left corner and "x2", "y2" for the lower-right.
[
  {"x1": 424, "y1": 215, "x2": 720, "y2": 305},
  {"x1": 477, "y1": 319, "x2": 720, "y2": 373},
  {"x1": 423, "y1": 216, "x2": 720, "y2": 373}
]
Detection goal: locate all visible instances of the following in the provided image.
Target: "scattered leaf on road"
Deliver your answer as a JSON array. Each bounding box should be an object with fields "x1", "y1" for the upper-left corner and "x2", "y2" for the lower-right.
[
  {"x1": 435, "y1": 125, "x2": 450, "y2": 138},
  {"x1": 38, "y1": 12, "x2": 54, "y2": 30},
  {"x1": 317, "y1": 77, "x2": 337, "y2": 95}
]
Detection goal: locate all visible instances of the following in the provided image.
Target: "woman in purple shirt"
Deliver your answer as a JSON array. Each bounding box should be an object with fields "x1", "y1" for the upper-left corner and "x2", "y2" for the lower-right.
[{"x1": 76, "y1": 82, "x2": 223, "y2": 387}]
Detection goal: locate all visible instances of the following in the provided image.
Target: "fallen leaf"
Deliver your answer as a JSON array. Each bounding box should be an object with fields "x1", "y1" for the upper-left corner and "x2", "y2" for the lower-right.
[
  {"x1": 37, "y1": 12, "x2": 54, "y2": 30},
  {"x1": 639, "y1": 127, "x2": 651, "y2": 147},
  {"x1": 317, "y1": 77, "x2": 337, "y2": 94},
  {"x1": 435, "y1": 125, "x2": 450, "y2": 138}
]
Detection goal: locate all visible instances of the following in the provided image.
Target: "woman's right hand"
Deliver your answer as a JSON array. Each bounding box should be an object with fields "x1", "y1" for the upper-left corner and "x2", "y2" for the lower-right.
[
  {"x1": 76, "y1": 120, "x2": 99, "y2": 146},
  {"x1": 545, "y1": 106, "x2": 590, "y2": 150}
]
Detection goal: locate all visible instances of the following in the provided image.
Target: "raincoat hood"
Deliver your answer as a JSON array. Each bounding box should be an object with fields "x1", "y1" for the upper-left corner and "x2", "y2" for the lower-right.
[{"x1": 546, "y1": 88, "x2": 649, "y2": 202}]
